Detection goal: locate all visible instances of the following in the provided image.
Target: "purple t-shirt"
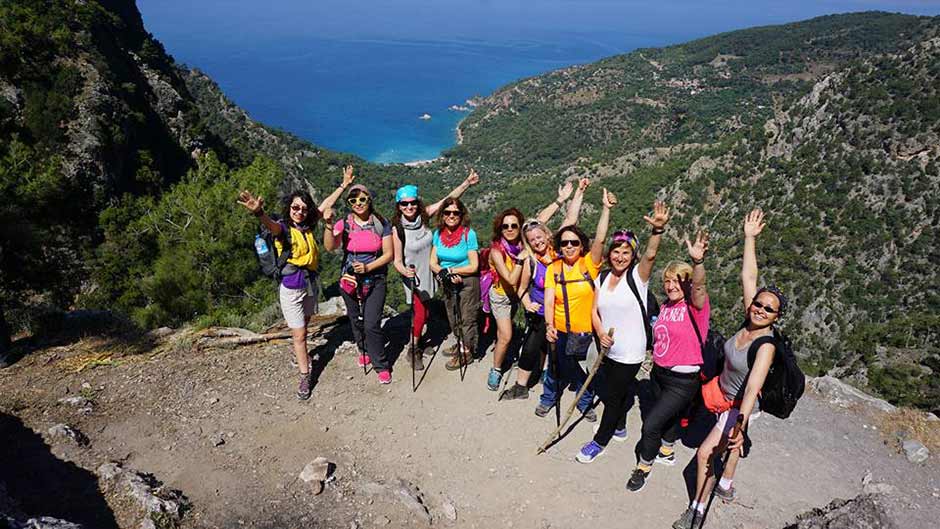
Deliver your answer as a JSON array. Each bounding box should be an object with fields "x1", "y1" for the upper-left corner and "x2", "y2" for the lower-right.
[
  {"x1": 529, "y1": 259, "x2": 548, "y2": 316},
  {"x1": 277, "y1": 221, "x2": 316, "y2": 290}
]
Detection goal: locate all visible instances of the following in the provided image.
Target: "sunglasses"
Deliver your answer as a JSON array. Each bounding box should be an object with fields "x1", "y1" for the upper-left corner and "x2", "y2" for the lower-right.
[
  {"x1": 347, "y1": 196, "x2": 371, "y2": 206},
  {"x1": 398, "y1": 200, "x2": 418, "y2": 207},
  {"x1": 751, "y1": 300, "x2": 778, "y2": 314},
  {"x1": 501, "y1": 223, "x2": 519, "y2": 230},
  {"x1": 559, "y1": 239, "x2": 581, "y2": 248},
  {"x1": 442, "y1": 209, "x2": 463, "y2": 218},
  {"x1": 522, "y1": 220, "x2": 543, "y2": 232},
  {"x1": 290, "y1": 205, "x2": 308, "y2": 213}
]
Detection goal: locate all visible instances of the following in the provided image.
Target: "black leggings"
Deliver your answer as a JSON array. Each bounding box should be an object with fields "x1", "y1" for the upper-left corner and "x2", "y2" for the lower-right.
[
  {"x1": 340, "y1": 275, "x2": 389, "y2": 371},
  {"x1": 594, "y1": 358, "x2": 641, "y2": 446},
  {"x1": 518, "y1": 316, "x2": 546, "y2": 372},
  {"x1": 635, "y1": 364, "x2": 701, "y2": 464}
]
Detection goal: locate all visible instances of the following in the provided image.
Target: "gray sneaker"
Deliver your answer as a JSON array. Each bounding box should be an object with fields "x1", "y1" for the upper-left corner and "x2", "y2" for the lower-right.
[
  {"x1": 672, "y1": 507, "x2": 700, "y2": 529},
  {"x1": 297, "y1": 374, "x2": 312, "y2": 400},
  {"x1": 714, "y1": 484, "x2": 736, "y2": 502},
  {"x1": 534, "y1": 402, "x2": 552, "y2": 417},
  {"x1": 580, "y1": 407, "x2": 597, "y2": 423}
]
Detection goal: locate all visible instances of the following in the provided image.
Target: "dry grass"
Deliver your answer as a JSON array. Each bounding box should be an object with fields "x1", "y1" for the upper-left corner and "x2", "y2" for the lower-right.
[{"x1": 877, "y1": 407, "x2": 940, "y2": 453}]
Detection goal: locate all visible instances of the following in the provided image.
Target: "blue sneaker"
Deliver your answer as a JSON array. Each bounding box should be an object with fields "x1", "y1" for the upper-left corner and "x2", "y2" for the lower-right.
[
  {"x1": 593, "y1": 424, "x2": 627, "y2": 442},
  {"x1": 575, "y1": 440, "x2": 605, "y2": 464},
  {"x1": 487, "y1": 368, "x2": 503, "y2": 391}
]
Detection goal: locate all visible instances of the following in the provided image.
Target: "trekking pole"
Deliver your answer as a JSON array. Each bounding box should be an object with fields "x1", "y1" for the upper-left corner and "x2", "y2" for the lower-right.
[
  {"x1": 695, "y1": 413, "x2": 745, "y2": 529},
  {"x1": 550, "y1": 341, "x2": 561, "y2": 428},
  {"x1": 409, "y1": 265, "x2": 418, "y2": 393},
  {"x1": 452, "y1": 279, "x2": 468, "y2": 381},
  {"x1": 537, "y1": 328, "x2": 614, "y2": 455},
  {"x1": 355, "y1": 272, "x2": 367, "y2": 376},
  {"x1": 497, "y1": 313, "x2": 534, "y2": 400}
]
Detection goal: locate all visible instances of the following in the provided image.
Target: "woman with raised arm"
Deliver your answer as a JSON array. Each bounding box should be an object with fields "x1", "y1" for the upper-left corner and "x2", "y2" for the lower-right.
[
  {"x1": 672, "y1": 209, "x2": 786, "y2": 529},
  {"x1": 238, "y1": 165, "x2": 347, "y2": 399},
  {"x1": 485, "y1": 181, "x2": 577, "y2": 392},
  {"x1": 393, "y1": 169, "x2": 480, "y2": 370},
  {"x1": 429, "y1": 198, "x2": 480, "y2": 372},
  {"x1": 322, "y1": 167, "x2": 395, "y2": 384},
  {"x1": 575, "y1": 201, "x2": 670, "y2": 463},
  {"x1": 627, "y1": 229, "x2": 710, "y2": 492},
  {"x1": 500, "y1": 179, "x2": 584, "y2": 401},
  {"x1": 536, "y1": 188, "x2": 615, "y2": 422}
]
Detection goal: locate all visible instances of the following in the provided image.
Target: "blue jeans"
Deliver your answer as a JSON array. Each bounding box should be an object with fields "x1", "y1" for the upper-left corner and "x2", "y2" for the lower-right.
[{"x1": 539, "y1": 332, "x2": 595, "y2": 412}]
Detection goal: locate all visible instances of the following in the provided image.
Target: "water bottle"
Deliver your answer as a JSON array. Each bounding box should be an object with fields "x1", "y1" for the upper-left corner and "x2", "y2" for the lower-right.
[{"x1": 254, "y1": 234, "x2": 269, "y2": 256}]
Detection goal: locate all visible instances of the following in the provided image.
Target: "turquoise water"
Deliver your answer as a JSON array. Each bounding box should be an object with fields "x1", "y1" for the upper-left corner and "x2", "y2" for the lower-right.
[{"x1": 138, "y1": 1, "x2": 939, "y2": 163}]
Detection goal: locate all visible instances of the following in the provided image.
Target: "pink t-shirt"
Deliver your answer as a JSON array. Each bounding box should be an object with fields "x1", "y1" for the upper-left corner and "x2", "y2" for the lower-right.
[
  {"x1": 333, "y1": 216, "x2": 392, "y2": 272},
  {"x1": 652, "y1": 297, "x2": 709, "y2": 368}
]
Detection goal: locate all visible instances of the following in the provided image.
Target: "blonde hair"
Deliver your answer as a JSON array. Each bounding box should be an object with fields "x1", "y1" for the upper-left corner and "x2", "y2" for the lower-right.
[{"x1": 662, "y1": 260, "x2": 693, "y2": 282}]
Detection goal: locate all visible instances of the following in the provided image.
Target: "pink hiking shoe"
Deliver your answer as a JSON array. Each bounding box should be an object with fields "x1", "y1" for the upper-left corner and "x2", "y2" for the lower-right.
[
  {"x1": 377, "y1": 371, "x2": 391, "y2": 384},
  {"x1": 357, "y1": 354, "x2": 371, "y2": 368}
]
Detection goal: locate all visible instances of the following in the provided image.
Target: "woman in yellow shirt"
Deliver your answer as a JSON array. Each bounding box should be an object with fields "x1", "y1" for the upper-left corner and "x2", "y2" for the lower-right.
[{"x1": 536, "y1": 188, "x2": 616, "y2": 421}]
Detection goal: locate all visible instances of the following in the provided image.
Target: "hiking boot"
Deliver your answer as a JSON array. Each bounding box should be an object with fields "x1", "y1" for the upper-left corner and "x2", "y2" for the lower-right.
[
  {"x1": 0, "y1": 355, "x2": 11, "y2": 369},
  {"x1": 672, "y1": 507, "x2": 700, "y2": 529},
  {"x1": 593, "y1": 423, "x2": 627, "y2": 442},
  {"x1": 442, "y1": 344, "x2": 458, "y2": 357},
  {"x1": 579, "y1": 407, "x2": 597, "y2": 423},
  {"x1": 534, "y1": 402, "x2": 553, "y2": 417},
  {"x1": 626, "y1": 466, "x2": 650, "y2": 492},
  {"x1": 714, "y1": 484, "x2": 736, "y2": 502},
  {"x1": 486, "y1": 368, "x2": 503, "y2": 391},
  {"x1": 407, "y1": 349, "x2": 425, "y2": 371},
  {"x1": 297, "y1": 374, "x2": 312, "y2": 400},
  {"x1": 500, "y1": 383, "x2": 528, "y2": 401},
  {"x1": 575, "y1": 440, "x2": 605, "y2": 464},
  {"x1": 357, "y1": 354, "x2": 371, "y2": 368},
  {"x1": 445, "y1": 351, "x2": 469, "y2": 371},
  {"x1": 655, "y1": 447, "x2": 677, "y2": 466},
  {"x1": 377, "y1": 370, "x2": 392, "y2": 384}
]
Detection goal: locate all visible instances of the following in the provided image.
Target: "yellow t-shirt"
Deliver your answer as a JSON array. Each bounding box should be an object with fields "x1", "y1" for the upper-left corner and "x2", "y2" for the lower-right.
[
  {"x1": 274, "y1": 225, "x2": 319, "y2": 271},
  {"x1": 544, "y1": 254, "x2": 599, "y2": 333},
  {"x1": 491, "y1": 249, "x2": 516, "y2": 296}
]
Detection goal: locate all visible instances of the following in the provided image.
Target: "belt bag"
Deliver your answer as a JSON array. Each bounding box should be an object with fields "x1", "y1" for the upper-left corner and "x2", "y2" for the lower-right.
[{"x1": 565, "y1": 332, "x2": 593, "y2": 358}]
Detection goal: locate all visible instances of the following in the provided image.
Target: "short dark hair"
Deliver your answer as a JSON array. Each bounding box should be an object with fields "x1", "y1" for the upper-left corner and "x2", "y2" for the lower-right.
[
  {"x1": 553, "y1": 225, "x2": 590, "y2": 257},
  {"x1": 281, "y1": 191, "x2": 319, "y2": 228},
  {"x1": 491, "y1": 208, "x2": 525, "y2": 245}
]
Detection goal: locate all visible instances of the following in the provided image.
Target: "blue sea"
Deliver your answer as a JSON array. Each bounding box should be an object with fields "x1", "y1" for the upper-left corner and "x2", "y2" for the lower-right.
[{"x1": 138, "y1": 1, "x2": 940, "y2": 164}]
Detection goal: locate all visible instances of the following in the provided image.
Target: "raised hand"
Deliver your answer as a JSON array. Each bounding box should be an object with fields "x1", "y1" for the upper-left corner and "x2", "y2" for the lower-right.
[
  {"x1": 237, "y1": 190, "x2": 264, "y2": 214},
  {"x1": 465, "y1": 168, "x2": 480, "y2": 186},
  {"x1": 685, "y1": 230, "x2": 709, "y2": 261},
  {"x1": 743, "y1": 208, "x2": 765, "y2": 238},
  {"x1": 602, "y1": 188, "x2": 618, "y2": 209},
  {"x1": 643, "y1": 201, "x2": 670, "y2": 230},
  {"x1": 578, "y1": 178, "x2": 590, "y2": 192},
  {"x1": 557, "y1": 181, "x2": 574, "y2": 202},
  {"x1": 321, "y1": 206, "x2": 335, "y2": 224},
  {"x1": 342, "y1": 165, "x2": 356, "y2": 188}
]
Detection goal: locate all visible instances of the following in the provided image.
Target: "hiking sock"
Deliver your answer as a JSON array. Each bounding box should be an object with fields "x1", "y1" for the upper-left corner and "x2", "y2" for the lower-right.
[
  {"x1": 690, "y1": 501, "x2": 705, "y2": 514},
  {"x1": 659, "y1": 445, "x2": 675, "y2": 457},
  {"x1": 718, "y1": 477, "x2": 733, "y2": 490},
  {"x1": 636, "y1": 462, "x2": 652, "y2": 473}
]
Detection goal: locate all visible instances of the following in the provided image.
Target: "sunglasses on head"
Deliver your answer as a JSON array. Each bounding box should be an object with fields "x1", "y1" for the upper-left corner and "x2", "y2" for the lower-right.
[
  {"x1": 751, "y1": 300, "x2": 778, "y2": 314},
  {"x1": 522, "y1": 220, "x2": 543, "y2": 232},
  {"x1": 347, "y1": 196, "x2": 371, "y2": 206},
  {"x1": 559, "y1": 239, "x2": 581, "y2": 248},
  {"x1": 442, "y1": 209, "x2": 462, "y2": 218},
  {"x1": 290, "y1": 205, "x2": 308, "y2": 213},
  {"x1": 501, "y1": 223, "x2": 519, "y2": 230},
  {"x1": 398, "y1": 200, "x2": 418, "y2": 207}
]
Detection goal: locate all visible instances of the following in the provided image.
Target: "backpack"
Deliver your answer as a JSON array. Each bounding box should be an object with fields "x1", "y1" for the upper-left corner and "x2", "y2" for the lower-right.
[
  {"x1": 341, "y1": 214, "x2": 387, "y2": 271},
  {"x1": 687, "y1": 310, "x2": 725, "y2": 382},
  {"x1": 599, "y1": 266, "x2": 660, "y2": 352},
  {"x1": 255, "y1": 217, "x2": 292, "y2": 281},
  {"x1": 746, "y1": 328, "x2": 805, "y2": 419}
]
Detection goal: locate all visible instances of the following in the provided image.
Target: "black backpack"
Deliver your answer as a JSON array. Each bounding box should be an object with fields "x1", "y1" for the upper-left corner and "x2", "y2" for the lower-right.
[
  {"x1": 746, "y1": 329, "x2": 805, "y2": 419},
  {"x1": 688, "y1": 311, "x2": 725, "y2": 381},
  {"x1": 599, "y1": 266, "x2": 660, "y2": 351},
  {"x1": 255, "y1": 218, "x2": 292, "y2": 281}
]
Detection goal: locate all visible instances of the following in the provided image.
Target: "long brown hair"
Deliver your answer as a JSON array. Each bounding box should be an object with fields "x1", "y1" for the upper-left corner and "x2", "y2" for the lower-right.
[
  {"x1": 392, "y1": 197, "x2": 430, "y2": 227},
  {"x1": 491, "y1": 207, "x2": 524, "y2": 245}
]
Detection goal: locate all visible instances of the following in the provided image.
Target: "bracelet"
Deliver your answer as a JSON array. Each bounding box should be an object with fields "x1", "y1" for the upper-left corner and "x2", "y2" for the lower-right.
[
  {"x1": 555, "y1": 199, "x2": 564, "y2": 206},
  {"x1": 650, "y1": 227, "x2": 665, "y2": 235},
  {"x1": 691, "y1": 257, "x2": 705, "y2": 265}
]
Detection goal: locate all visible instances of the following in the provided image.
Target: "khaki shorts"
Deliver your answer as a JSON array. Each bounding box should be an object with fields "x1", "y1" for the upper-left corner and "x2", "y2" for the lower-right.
[
  {"x1": 279, "y1": 283, "x2": 317, "y2": 329},
  {"x1": 489, "y1": 287, "x2": 516, "y2": 320}
]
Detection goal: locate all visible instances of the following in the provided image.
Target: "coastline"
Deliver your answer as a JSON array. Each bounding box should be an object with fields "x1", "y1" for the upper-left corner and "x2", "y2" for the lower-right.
[{"x1": 400, "y1": 115, "x2": 467, "y2": 166}]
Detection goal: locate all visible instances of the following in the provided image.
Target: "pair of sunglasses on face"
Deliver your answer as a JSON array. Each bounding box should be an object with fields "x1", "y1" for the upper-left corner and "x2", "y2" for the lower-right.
[
  {"x1": 559, "y1": 239, "x2": 581, "y2": 248},
  {"x1": 398, "y1": 200, "x2": 418, "y2": 207},
  {"x1": 751, "y1": 299, "x2": 779, "y2": 314},
  {"x1": 501, "y1": 223, "x2": 519, "y2": 230},
  {"x1": 290, "y1": 205, "x2": 308, "y2": 213},
  {"x1": 442, "y1": 209, "x2": 463, "y2": 218},
  {"x1": 348, "y1": 196, "x2": 371, "y2": 206}
]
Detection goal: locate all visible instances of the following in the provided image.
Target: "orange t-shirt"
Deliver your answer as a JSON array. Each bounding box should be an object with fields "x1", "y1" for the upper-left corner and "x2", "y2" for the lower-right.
[{"x1": 544, "y1": 254, "x2": 599, "y2": 334}]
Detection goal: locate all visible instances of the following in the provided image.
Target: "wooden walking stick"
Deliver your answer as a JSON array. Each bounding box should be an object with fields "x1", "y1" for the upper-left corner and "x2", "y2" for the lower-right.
[{"x1": 537, "y1": 328, "x2": 614, "y2": 455}]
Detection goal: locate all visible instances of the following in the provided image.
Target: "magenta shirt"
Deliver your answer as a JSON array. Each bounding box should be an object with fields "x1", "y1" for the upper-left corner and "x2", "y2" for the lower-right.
[{"x1": 651, "y1": 297, "x2": 710, "y2": 368}]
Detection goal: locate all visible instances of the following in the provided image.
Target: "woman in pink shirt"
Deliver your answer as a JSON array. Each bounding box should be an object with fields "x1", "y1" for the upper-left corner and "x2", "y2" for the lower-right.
[{"x1": 627, "y1": 231, "x2": 710, "y2": 493}]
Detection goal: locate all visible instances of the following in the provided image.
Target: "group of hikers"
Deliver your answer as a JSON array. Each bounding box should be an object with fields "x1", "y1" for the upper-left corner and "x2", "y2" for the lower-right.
[{"x1": 237, "y1": 166, "x2": 796, "y2": 528}]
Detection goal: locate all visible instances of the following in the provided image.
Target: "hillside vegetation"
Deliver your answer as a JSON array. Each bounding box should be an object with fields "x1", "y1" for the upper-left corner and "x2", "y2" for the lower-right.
[{"x1": 1, "y1": 3, "x2": 937, "y2": 411}]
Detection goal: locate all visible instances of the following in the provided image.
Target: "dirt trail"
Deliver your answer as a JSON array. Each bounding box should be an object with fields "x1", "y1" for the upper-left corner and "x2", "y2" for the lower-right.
[{"x1": 1, "y1": 312, "x2": 938, "y2": 529}]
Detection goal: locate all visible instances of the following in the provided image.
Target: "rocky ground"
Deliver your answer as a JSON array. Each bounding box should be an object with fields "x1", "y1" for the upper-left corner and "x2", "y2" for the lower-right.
[{"x1": 1, "y1": 306, "x2": 938, "y2": 529}]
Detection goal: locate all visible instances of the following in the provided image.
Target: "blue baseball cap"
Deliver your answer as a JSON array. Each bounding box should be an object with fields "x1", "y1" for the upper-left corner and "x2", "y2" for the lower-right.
[{"x1": 395, "y1": 185, "x2": 419, "y2": 203}]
